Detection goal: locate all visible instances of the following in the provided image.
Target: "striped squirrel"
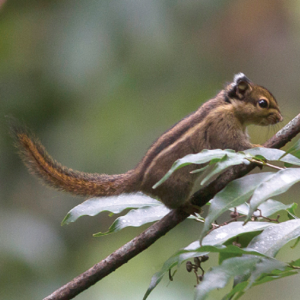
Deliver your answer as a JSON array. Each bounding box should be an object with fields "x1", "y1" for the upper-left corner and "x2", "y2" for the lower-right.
[{"x1": 11, "y1": 73, "x2": 282, "y2": 210}]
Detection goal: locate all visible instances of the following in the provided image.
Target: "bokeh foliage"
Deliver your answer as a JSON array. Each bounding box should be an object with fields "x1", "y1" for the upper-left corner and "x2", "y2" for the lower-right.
[{"x1": 1, "y1": 1, "x2": 300, "y2": 299}]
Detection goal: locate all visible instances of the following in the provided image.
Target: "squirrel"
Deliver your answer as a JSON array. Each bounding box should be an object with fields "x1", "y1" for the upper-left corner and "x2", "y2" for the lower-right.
[{"x1": 11, "y1": 73, "x2": 283, "y2": 210}]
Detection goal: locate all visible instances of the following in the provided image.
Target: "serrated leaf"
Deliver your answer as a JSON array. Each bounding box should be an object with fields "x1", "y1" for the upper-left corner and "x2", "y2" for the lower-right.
[
  {"x1": 153, "y1": 149, "x2": 249, "y2": 189},
  {"x1": 62, "y1": 193, "x2": 161, "y2": 225},
  {"x1": 93, "y1": 205, "x2": 170, "y2": 236},
  {"x1": 247, "y1": 219, "x2": 300, "y2": 257},
  {"x1": 246, "y1": 168, "x2": 300, "y2": 222},
  {"x1": 199, "y1": 172, "x2": 275, "y2": 242}
]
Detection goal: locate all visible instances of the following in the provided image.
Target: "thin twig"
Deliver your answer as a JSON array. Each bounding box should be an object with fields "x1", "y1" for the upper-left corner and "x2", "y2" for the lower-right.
[{"x1": 247, "y1": 158, "x2": 285, "y2": 170}]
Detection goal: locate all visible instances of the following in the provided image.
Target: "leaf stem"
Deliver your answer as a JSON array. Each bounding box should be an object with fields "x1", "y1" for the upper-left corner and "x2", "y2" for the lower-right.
[{"x1": 247, "y1": 158, "x2": 285, "y2": 171}]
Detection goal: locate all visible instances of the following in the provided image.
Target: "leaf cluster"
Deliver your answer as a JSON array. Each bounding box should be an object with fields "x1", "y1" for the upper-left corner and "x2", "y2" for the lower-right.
[{"x1": 61, "y1": 145, "x2": 300, "y2": 300}]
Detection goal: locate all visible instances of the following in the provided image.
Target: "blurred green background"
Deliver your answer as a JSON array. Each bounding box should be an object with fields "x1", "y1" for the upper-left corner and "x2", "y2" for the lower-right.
[{"x1": 1, "y1": 0, "x2": 300, "y2": 299}]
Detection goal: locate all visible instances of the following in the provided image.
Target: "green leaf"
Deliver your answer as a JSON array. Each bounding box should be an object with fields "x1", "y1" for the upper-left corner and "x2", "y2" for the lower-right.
[
  {"x1": 62, "y1": 193, "x2": 161, "y2": 225},
  {"x1": 143, "y1": 245, "x2": 264, "y2": 300},
  {"x1": 202, "y1": 222, "x2": 271, "y2": 246},
  {"x1": 245, "y1": 147, "x2": 300, "y2": 166},
  {"x1": 199, "y1": 172, "x2": 275, "y2": 242},
  {"x1": 143, "y1": 256, "x2": 181, "y2": 300},
  {"x1": 144, "y1": 222, "x2": 272, "y2": 299},
  {"x1": 93, "y1": 205, "x2": 170, "y2": 236},
  {"x1": 280, "y1": 154, "x2": 300, "y2": 166},
  {"x1": 190, "y1": 164, "x2": 210, "y2": 174},
  {"x1": 145, "y1": 219, "x2": 300, "y2": 300},
  {"x1": 245, "y1": 147, "x2": 285, "y2": 160},
  {"x1": 247, "y1": 219, "x2": 300, "y2": 257},
  {"x1": 290, "y1": 237, "x2": 300, "y2": 249},
  {"x1": 253, "y1": 199, "x2": 295, "y2": 218},
  {"x1": 191, "y1": 245, "x2": 267, "y2": 256},
  {"x1": 200, "y1": 154, "x2": 250, "y2": 186},
  {"x1": 230, "y1": 258, "x2": 288, "y2": 299},
  {"x1": 251, "y1": 268, "x2": 298, "y2": 286},
  {"x1": 280, "y1": 139, "x2": 300, "y2": 159},
  {"x1": 143, "y1": 244, "x2": 213, "y2": 300},
  {"x1": 246, "y1": 168, "x2": 300, "y2": 222},
  {"x1": 246, "y1": 257, "x2": 286, "y2": 288},
  {"x1": 287, "y1": 150, "x2": 300, "y2": 160},
  {"x1": 195, "y1": 256, "x2": 287, "y2": 300},
  {"x1": 287, "y1": 203, "x2": 298, "y2": 219},
  {"x1": 222, "y1": 281, "x2": 247, "y2": 300},
  {"x1": 194, "y1": 256, "x2": 259, "y2": 300},
  {"x1": 232, "y1": 199, "x2": 294, "y2": 218},
  {"x1": 290, "y1": 258, "x2": 300, "y2": 267},
  {"x1": 233, "y1": 203, "x2": 250, "y2": 215},
  {"x1": 153, "y1": 149, "x2": 249, "y2": 189}
]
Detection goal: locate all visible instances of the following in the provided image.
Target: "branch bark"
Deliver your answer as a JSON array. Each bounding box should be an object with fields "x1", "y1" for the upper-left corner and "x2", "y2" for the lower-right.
[{"x1": 44, "y1": 114, "x2": 300, "y2": 300}]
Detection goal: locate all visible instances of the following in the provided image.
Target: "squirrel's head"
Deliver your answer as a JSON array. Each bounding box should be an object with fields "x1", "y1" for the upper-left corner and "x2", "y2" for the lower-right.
[{"x1": 225, "y1": 73, "x2": 283, "y2": 126}]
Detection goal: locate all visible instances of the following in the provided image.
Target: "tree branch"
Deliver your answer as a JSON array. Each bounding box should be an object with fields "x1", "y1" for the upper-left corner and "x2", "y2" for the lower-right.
[{"x1": 44, "y1": 114, "x2": 300, "y2": 300}]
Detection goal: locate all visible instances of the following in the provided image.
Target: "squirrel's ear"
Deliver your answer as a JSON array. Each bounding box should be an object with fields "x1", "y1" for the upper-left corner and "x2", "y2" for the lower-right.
[{"x1": 229, "y1": 73, "x2": 252, "y2": 99}]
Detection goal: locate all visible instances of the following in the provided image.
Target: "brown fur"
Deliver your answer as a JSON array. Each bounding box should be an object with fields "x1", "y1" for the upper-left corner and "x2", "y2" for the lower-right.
[{"x1": 10, "y1": 74, "x2": 282, "y2": 209}]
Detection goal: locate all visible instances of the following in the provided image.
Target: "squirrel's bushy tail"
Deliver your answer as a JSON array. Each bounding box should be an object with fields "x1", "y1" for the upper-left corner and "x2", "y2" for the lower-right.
[{"x1": 9, "y1": 121, "x2": 138, "y2": 197}]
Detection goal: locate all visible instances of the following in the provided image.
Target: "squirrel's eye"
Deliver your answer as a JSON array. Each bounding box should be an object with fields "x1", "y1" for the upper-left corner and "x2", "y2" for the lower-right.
[{"x1": 258, "y1": 99, "x2": 268, "y2": 108}]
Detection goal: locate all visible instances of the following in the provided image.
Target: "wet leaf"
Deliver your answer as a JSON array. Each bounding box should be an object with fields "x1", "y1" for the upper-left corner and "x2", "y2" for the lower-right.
[
  {"x1": 195, "y1": 256, "x2": 259, "y2": 300},
  {"x1": 252, "y1": 199, "x2": 295, "y2": 218},
  {"x1": 153, "y1": 149, "x2": 250, "y2": 189},
  {"x1": 202, "y1": 222, "x2": 271, "y2": 246},
  {"x1": 62, "y1": 193, "x2": 161, "y2": 225},
  {"x1": 143, "y1": 245, "x2": 265, "y2": 300},
  {"x1": 93, "y1": 205, "x2": 170, "y2": 236},
  {"x1": 247, "y1": 219, "x2": 300, "y2": 257},
  {"x1": 199, "y1": 172, "x2": 275, "y2": 242},
  {"x1": 245, "y1": 147, "x2": 300, "y2": 165},
  {"x1": 246, "y1": 169, "x2": 300, "y2": 222}
]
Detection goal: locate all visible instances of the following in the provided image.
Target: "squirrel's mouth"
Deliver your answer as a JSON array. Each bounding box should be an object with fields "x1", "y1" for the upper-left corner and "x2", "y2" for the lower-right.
[
  {"x1": 258, "y1": 113, "x2": 283, "y2": 126},
  {"x1": 273, "y1": 113, "x2": 283, "y2": 124},
  {"x1": 268, "y1": 113, "x2": 283, "y2": 125}
]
